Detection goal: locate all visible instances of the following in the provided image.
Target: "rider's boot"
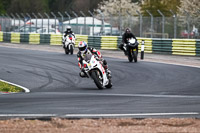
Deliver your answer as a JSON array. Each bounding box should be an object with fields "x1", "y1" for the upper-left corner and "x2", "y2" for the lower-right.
[{"x1": 79, "y1": 71, "x2": 87, "y2": 78}]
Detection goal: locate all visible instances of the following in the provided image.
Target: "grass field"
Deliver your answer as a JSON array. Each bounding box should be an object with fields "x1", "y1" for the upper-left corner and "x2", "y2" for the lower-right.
[{"x1": 0, "y1": 81, "x2": 23, "y2": 92}]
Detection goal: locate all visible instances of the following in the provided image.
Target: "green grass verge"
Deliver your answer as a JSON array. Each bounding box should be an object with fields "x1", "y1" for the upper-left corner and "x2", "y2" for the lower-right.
[{"x1": 0, "y1": 81, "x2": 23, "y2": 92}]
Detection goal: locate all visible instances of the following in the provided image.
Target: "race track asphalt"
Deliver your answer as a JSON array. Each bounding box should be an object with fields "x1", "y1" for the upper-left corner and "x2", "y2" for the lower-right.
[{"x1": 0, "y1": 46, "x2": 200, "y2": 119}]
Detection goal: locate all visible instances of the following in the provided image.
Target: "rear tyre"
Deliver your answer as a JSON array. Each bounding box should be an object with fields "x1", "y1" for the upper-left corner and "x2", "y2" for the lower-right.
[{"x1": 91, "y1": 71, "x2": 104, "y2": 90}]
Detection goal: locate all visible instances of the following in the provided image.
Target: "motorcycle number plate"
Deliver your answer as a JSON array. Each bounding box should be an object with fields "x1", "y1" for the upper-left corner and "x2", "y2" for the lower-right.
[{"x1": 133, "y1": 49, "x2": 136, "y2": 51}]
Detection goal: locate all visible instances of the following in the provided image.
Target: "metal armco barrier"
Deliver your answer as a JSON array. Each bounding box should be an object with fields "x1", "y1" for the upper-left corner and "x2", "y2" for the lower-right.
[
  {"x1": 172, "y1": 39, "x2": 196, "y2": 56},
  {"x1": 29, "y1": 33, "x2": 40, "y2": 44},
  {"x1": 11, "y1": 33, "x2": 20, "y2": 43},
  {"x1": 196, "y1": 40, "x2": 200, "y2": 56},
  {"x1": 0, "y1": 31, "x2": 199, "y2": 56},
  {"x1": 138, "y1": 38, "x2": 152, "y2": 53},
  {"x1": 152, "y1": 38, "x2": 172, "y2": 54}
]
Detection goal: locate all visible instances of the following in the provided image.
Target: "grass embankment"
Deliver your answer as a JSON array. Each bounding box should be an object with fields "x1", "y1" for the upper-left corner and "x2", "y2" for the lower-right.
[{"x1": 0, "y1": 81, "x2": 23, "y2": 93}]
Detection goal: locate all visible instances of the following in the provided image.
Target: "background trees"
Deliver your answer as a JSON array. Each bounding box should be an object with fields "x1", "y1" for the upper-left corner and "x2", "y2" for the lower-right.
[
  {"x1": 96, "y1": 0, "x2": 141, "y2": 16},
  {"x1": 0, "y1": 0, "x2": 198, "y2": 17},
  {"x1": 178, "y1": 0, "x2": 200, "y2": 16},
  {"x1": 140, "y1": 0, "x2": 181, "y2": 17}
]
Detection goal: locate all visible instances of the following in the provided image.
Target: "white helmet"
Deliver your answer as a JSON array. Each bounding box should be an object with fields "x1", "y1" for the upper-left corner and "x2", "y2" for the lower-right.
[
  {"x1": 66, "y1": 26, "x2": 71, "y2": 32},
  {"x1": 78, "y1": 41, "x2": 88, "y2": 52}
]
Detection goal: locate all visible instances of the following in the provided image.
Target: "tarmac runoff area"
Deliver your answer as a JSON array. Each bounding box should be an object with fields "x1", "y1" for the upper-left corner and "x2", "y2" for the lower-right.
[
  {"x1": 0, "y1": 43, "x2": 200, "y2": 132},
  {"x1": 0, "y1": 42, "x2": 200, "y2": 68}
]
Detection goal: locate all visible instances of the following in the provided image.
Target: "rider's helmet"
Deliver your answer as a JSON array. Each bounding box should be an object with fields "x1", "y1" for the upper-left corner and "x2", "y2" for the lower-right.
[
  {"x1": 125, "y1": 27, "x2": 131, "y2": 33},
  {"x1": 66, "y1": 26, "x2": 72, "y2": 33},
  {"x1": 78, "y1": 41, "x2": 88, "y2": 53}
]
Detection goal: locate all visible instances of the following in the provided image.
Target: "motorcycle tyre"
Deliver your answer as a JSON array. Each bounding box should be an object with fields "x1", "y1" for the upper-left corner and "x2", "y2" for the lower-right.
[
  {"x1": 133, "y1": 50, "x2": 137, "y2": 62},
  {"x1": 91, "y1": 71, "x2": 104, "y2": 90},
  {"x1": 128, "y1": 49, "x2": 133, "y2": 62},
  {"x1": 65, "y1": 48, "x2": 69, "y2": 54},
  {"x1": 70, "y1": 45, "x2": 73, "y2": 55}
]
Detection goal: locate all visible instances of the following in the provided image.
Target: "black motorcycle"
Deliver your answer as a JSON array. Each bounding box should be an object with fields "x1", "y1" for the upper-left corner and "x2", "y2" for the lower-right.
[{"x1": 123, "y1": 38, "x2": 138, "y2": 62}]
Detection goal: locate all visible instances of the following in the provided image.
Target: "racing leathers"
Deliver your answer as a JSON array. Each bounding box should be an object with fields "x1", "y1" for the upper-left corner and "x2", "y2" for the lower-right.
[
  {"x1": 62, "y1": 30, "x2": 76, "y2": 46},
  {"x1": 119, "y1": 32, "x2": 138, "y2": 54},
  {"x1": 77, "y1": 47, "x2": 111, "y2": 78}
]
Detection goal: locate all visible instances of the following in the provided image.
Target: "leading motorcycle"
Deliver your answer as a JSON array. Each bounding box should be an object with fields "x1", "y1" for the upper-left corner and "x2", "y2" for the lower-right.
[
  {"x1": 82, "y1": 54, "x2": 112, "y2": 89},
  {"x1": 62, "y1": 34, "x2": 75, "y2": 55}
]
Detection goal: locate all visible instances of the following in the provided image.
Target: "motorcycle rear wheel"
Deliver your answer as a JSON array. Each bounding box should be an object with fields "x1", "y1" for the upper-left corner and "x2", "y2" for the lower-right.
[{"x1": 91, "y1": 70, "x2": 104, "y2": 90}]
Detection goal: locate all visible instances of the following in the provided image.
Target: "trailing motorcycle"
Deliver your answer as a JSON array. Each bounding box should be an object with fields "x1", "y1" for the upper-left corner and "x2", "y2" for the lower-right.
[
  {"x1": 62, "y1": 34, "x2": 75, "y2": 55},
  {"x1": 123, "y1": 38, "x2": 138, "y2": 62},
  {"x1": 82, "y1": 54, "x2": 112, "y2": 90}
]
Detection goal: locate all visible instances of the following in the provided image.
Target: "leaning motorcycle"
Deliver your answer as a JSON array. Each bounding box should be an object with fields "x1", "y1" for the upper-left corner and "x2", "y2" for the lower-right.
[
  {"x1": 123, "y1": 38, "x2": 138, "y2": 62},
  {"x1": 62, "y1": 34, "x2": 75, "y2": 55},
  {"x1": 82, "y1": 54, "x2": 112, "y2": 90}
]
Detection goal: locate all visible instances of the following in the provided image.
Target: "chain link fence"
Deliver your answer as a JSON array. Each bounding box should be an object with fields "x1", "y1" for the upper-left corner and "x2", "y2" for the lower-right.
[{"x1": 0, "y1": 11, "x2": 199, "y2": 39}]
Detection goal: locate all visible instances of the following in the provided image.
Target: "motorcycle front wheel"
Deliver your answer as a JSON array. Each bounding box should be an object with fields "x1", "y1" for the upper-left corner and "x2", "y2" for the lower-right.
[
  {"x1": 91, "y1": 70, "x2": 104, "y2": 90},
  {"x1": 128, "y1": 49, "x2": 133, "y2": 62},
  {"x1": 133, "y1": 50, "x2": 137, "y2": 62},
  {"x1": 65, "y1": 48, "x2": 69, "y2": 54},
  {"x1": 70, "y1": 45, "x2": 73, "y2": 55}
]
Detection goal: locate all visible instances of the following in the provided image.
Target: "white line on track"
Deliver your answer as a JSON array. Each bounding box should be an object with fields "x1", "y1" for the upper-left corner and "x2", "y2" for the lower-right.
[
  {"x1": 0, "y1": 79, "x2": 30, "y2": 93},
  {"x1": 0, "y1": 112, "x2": 198, "y2": 117},
  {"x1": 64, "y1": 112, "x2": 199, "y2": 117},
  {"x1": 48, "y1": 92, "x2": 200, "y2": 99},
  {"x1": 142, "y1": 60, "x2": 200, "y2": 69},
  {"x1": 0, "y1": 114, "x2": 57, "y2": 117}
]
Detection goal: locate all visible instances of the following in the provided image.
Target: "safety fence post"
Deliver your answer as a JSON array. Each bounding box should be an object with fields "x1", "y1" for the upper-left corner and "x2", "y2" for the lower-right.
[
  {"x1": 184, "y1": 10, "x2": 190, "y2": 39},
  {"x1": 44, "y1": 13, "x2": 50, "y2": 34},
  {"x1": 10, "y1": 13, "x2": 16, "y2": 31},
  {"x1": 58, "y1": 12, "x2": 64, "y2": 33},
  {"x1": 80, "y1": 11, "x2": 86, "y2": 35},
  {"x1": 51, "y1": 12, "x2": 57, "y2": 34},
  {"x1": 20, "y1": 13, "x2": 26, "y2": 34},
  {"x1": 170, "y1": 10, "x2": 177, "y2": 38},
  {"x1": 26, "y1": 13, "x2": 31, "y2": 33},
  {"x1": 65, "y1": 11, "x2": 71, "y2": 25},
  {"x1": 72, "y1": 11, "x2": 78, "y2": 34},
  {"x1": 146, "y1": 10, "x2": 153, "y2": 38},
  {"x1": 136, "y1": 10, "x2": 143, "y2": 37},
  {"x1": 97, "y1": 10, "x2": 105, "y2": 36},
  {"x1": 107, "y1": 11, "x2": 113, "y2": 36},
  {"x1": 32, "y1": 13, "x2": 37, "y2": 33},
  {"x1": 38, "y1": 13, "x2": 44, "y2": 33},
  {"x1": 157, "y1": 10, "x2": 165, "y2": 38},
  {"x1": 88, "y1": 10, "x2": 94, "y2": 36}
]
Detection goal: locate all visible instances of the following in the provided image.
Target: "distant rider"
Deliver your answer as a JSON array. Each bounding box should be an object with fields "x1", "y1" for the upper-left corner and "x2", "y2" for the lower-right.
[
  {"x1": 62, "y1": 26, "x2": 76, "y2": 45},
  {"x1": 77, "y1": 41, "x2": 111, "y2": 78},
  {"x1": 119, "y1": 28, "x2": 138, "y2": 54}
]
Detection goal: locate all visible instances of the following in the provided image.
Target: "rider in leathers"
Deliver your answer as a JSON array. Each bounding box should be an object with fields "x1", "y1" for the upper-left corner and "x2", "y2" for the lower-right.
[
  {"x1": 77, "y1": 41, "x2": 111, "y2": 78},
  {"x1": 62, "y1": 26, "x2": 76, "y2": 46},
  {"x1": 119, "y1": 28, "x2": 138, "y2": 54}
]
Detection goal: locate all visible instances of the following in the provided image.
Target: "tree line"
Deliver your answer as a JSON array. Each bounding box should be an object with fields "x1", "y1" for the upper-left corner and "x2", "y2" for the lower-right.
[
  {"x1": 0, "y1": 0, "x2": 198, "y2": 17},
  {"x1": 0, "y1": 0, "x2": 103, "y2": 16}
]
